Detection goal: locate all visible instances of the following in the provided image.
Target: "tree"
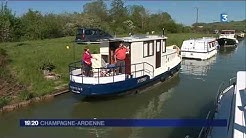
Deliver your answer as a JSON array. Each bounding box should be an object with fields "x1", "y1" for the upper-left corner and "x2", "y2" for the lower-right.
[
  {"x1": 128, "y1": 5, "x2": 148, "y2": 33},
  {"x1": 21, "y1": 9, "x2": 43, "y2": 40},
  {"x1": 83, "y1": 0, "x2": 108, "y2": 22},
  {"x1": 0, "y1": 2, "x2": 22, "y2": 42},
  {"x1": 109, "y1": 0, "x2": 128, "y2": 33},
  {"x1": 41, "y1": 13, "x2": 64, "y2": 38}
]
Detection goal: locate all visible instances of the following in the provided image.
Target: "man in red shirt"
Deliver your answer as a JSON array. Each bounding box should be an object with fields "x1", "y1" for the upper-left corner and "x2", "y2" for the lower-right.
[{"x1": 114, "y1": 43, "x2": 129, "y2": 74}]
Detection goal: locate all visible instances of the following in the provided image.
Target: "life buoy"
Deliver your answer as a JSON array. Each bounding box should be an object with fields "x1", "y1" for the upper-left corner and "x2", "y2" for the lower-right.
[{"x1": 173, "y1": 45, "x2": 180, "y2": 56}]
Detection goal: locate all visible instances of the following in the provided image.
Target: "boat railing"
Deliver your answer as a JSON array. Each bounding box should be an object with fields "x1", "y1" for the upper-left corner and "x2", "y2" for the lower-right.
[
  {"x1": 197, "y1": 76, "x2": 237, "y2": 138},
  {"x1": 131, "y1": 62, "x2": 154, "y2": 78},
  {"x1": 197, "y1": 111, "x2": 212, "y2": 138},
  {"x1": 69, "y1": 61, "x2": 154, "y2": 84},
  {"x1": 216, "y1": 77, "x2": 236, "y2": 105}
]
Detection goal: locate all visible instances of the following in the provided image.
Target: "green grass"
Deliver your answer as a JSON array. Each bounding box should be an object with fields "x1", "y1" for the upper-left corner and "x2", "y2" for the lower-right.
[
  {"x1": 0, "y1": 97, "x2": 11, "y2": 108},
  {"x1": 0, "y1": 33, "x2": 215, "y2": 103},
  {"x1": 0, "y1": 36, "x2": 100, "y2": 97}
]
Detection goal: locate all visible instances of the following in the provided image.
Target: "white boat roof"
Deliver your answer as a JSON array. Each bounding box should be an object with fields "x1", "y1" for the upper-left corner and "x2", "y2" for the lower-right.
[
  {"x1": 234, "y1": 71, "x2": 246, "y2": 138},
  {"x1": 183, "y1": 37, "x2": 216, "y2": 43},
  {"x1": 221, "y1": 30, "x2": 236, "y2": 32},
  {"x1": 108, "y1": 35, "x2": 167, "y2": 42}
]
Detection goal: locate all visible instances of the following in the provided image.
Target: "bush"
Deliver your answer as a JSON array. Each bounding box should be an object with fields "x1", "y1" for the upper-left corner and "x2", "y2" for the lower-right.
[
  {"x1": 0, "y1": 97, "x2": 11, "y2": 108},
  {"x1": 39, "y1": 61, "x2": 56, "y2": 72},
  {"x1": 18, "y1": 90, "x2": 34, "y2": 101}
]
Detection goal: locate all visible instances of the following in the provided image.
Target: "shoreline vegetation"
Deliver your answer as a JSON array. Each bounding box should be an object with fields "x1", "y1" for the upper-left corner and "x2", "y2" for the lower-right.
[{"x1": 0, "y1": 33, "x2": 216, "y2": 113}]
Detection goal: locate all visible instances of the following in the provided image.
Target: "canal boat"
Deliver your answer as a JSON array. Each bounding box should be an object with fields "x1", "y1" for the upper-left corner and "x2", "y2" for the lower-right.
[
  {"x1": 69, "y1": 34, "x2": 182, "y2": 97},
  {"x1": 199, "y1": 71, "x2": 246, "y2": 138},
  {"x1": 217, "y1": 30, "x2": 239, "y2": 48},
  {"x1": 236, "y1": 32, "x2": 245, "y2": 41},
  {"x1": 180, "y1": 37, "x2": 218, "y2": 60}
]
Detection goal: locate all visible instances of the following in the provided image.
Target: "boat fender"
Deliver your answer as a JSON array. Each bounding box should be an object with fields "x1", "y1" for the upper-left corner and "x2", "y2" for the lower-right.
[
  {"x1": 160, "y1": 76, "x2": 165, "y2": 82},
  {"x1": 173, "y1": 45, "x2": 180, "y2": 55},
  {"x1": 170, "y1": 70, "x2": 174, "y2": 76}
]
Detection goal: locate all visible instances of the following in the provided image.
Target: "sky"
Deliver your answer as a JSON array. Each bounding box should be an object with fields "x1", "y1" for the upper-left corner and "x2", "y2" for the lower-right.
[{"x1": 6, "y1": 1, "x2": 246, "y2": 26}]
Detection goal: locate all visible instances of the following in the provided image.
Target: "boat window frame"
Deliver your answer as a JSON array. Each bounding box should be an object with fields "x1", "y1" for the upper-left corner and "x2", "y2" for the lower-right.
[
  {"x1": 162, "y1": 39, "x2": 166, "y2": 53},
  {"x1": 143, "y1": 40, "x2": 154, "y2": 58},
  {"x1": 156, "y1": 40, "x2": 161, "y2": 52},
  {"x1": 143, "y1": 42, "x2": 149, "y2": 57}
]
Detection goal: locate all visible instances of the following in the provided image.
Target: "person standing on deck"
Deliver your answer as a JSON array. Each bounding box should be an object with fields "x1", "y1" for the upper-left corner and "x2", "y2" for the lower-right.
[
  {"x1": 114, "y1": 43, "x2": 129, "y2": 74},
  {"x1": 82, "y1": 47, "x2": 97, "y2": 76}
]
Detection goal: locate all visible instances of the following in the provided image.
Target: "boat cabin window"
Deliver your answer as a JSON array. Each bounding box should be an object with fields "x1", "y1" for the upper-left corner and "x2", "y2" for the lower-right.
[
  {"x1": 221, "y1": 30, "x2": 235, "y2": 34},
  {"x1": 162, "y1": 40, "x2": 166, "y2": 53},
  {"x1": 156, "y1": 40, "x2": 161, "y2": 52},
  {"x1": 143, "y1": 41, "x2": 154, "y2": 57}
]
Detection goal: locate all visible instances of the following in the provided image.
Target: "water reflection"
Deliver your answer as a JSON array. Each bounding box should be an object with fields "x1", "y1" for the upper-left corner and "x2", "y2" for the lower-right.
[
  {"x1": 181, "y1": 56, "x2": 216, "y2": 76},
  {"x1": 218, "y1": 46, "x2": 238, "y2": 56},
  {"x1": 71, "y1": 75, "x2": 180, "y2": 138}
]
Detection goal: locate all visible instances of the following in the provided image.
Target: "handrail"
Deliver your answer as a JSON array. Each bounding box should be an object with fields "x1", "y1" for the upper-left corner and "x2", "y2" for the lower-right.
[
  {"x1": 197, "y1": 111, "x2": 211, "y2": 138},
  {"x1": 216, "y1": 77, "x2": 237, "y2": 106},
  {"x1": 68, "y1": 61, "x2": 155, "y2": 84},
  {"x1": 130, "y1": 62, "x2": 155, "y2": 78},
  {"x1": 216, "y1": 81, "x2": 225, "y2": 105},
  {"x1": 229, "y1": 77, "x2": 236, "y2": 86}
]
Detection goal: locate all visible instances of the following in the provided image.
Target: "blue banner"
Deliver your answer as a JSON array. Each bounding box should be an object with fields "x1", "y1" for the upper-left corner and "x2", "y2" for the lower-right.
[{"x1": 20, "y1": 119, "x2": 227, "y2": 127}]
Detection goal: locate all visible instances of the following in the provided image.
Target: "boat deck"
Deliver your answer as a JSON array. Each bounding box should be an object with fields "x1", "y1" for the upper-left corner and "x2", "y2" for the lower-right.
[
  {"x1": 209, "y1": 71, "x2": 246, "y2": 138},
  {"x1": 70, "y1": 72, "x2": 128, "y2": 84},
  {"x1": 234, "y1": 71, "x2": 246, "y2": 138},
  {"x1": 70, "y1": 47, "x2": 181, "y2": 85}
]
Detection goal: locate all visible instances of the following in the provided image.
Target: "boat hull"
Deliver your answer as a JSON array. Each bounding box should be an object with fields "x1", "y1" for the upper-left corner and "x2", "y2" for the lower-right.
[
  {"x1": 217, "y1": 38, "x2": 238, "y2": 48},
  {"x1": 69, "y1": 63, "x2": 181, "y2": 97},
  {"x1": 181, "y1": 48, "x2": 217, "y2": 60}
]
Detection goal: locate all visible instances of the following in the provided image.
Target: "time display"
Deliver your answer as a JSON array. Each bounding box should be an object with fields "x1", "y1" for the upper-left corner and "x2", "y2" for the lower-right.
[{"x1": 23, "y1": 120, "x2": 39, "y2": 126}]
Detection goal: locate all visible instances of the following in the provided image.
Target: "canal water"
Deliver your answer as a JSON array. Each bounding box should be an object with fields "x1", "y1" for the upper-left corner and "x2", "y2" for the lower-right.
[{"x1": 0, "y1": 40, "x2": 245, "y2": 138}]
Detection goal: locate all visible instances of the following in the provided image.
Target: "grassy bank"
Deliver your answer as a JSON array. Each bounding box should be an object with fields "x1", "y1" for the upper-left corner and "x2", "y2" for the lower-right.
[
  {"x1": 0, "y1": 33, "x2": 215, "y2": 107},
  {"x1": 0, "y1": 36, "x2": 99, "y2": 107}
]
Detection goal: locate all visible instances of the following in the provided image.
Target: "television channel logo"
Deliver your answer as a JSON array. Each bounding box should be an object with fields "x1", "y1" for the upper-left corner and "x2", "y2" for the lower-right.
[{"x1": 221, "y1": 13, "x2": 228, "y2": 22}]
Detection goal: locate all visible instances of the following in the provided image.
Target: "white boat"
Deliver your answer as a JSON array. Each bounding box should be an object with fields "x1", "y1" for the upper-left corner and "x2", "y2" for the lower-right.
[
  {"x1": 236, "y1": 32, "x2": 245, "y2": 41},
  {"x1": 217, "y1": 30, "x2": 239, "y2": 47},
  {"x1": 181, "y1": 37, "x2": 218, "y2": 60},
  {"x1": 199, "y1": 71, "x2": 246, "y2": 138},
  {"x1": 69, "y1": 34, "x2": 182, "y2": 97}
]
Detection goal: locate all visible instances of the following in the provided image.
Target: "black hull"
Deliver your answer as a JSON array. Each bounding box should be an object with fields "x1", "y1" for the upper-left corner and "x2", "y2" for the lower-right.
[{"x1": 217, "y1": 38, "x2": 237, "y2": 48}]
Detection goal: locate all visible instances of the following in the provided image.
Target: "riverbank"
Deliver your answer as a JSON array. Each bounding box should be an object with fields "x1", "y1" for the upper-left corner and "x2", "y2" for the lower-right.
[{"x1": 0, "y1": 33, "x2": 215, "y2": 112}]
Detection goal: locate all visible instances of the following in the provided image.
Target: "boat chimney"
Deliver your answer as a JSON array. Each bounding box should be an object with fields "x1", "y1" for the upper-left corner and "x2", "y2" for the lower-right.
[{"x1": 162, "y1": 28, "x2": 165, "y2": 37}]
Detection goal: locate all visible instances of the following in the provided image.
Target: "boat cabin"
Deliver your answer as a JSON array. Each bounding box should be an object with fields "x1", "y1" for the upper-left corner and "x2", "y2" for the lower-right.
[
  {"x1": 220, "y1": 30, "x2": 235, "y2": 34},
  {"x1": 99, "y1": 35, "x2": 176, "y2": 78},
  {"x1": 219, "y1": 30, "x2": 236, "y2": 39},
  {"x1": 181, "y1": 37, "x2": 218, "y2": 60}
]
